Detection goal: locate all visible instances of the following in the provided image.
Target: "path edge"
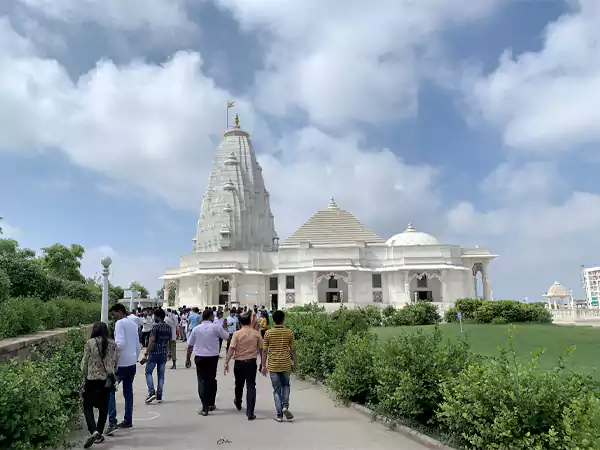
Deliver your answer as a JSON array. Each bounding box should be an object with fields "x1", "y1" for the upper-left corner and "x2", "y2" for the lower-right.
[{"x1": 299, "y1": 375, "x2": 454, "y2": 450}]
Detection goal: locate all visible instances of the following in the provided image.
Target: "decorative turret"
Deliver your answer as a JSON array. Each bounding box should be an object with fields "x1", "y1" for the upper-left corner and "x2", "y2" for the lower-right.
[{"x1": 195, "y1": 113, "x2": 278, "y2": 252}]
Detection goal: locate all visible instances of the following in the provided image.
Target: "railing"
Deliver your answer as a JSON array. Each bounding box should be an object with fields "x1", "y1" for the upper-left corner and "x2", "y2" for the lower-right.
[{"x1": 550, "y1": 308, "x2": 600, "y2": 321}]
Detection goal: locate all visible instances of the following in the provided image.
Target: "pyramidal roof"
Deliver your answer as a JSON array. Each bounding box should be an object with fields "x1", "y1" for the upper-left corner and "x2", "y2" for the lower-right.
[
  {"x1": 282, "y1": 198, "x2": 385, "y2": 246},
  {"x1": 195, "y1": 115, "x2": 278, "y2": 252}
]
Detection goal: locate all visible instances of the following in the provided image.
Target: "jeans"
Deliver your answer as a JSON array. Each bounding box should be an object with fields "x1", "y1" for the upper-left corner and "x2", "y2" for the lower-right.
[
  {"x1": 108, "y1": 365, "x2": 136, "y2": 426},
  {"x1": 82, "y1": 379, "x2": 109, "y2": 434},
  {"x1": 269, "y1": 371, "x2": 291, "y2": 417},
  {"x1": 145, "y1": 355, "x2": 167, "y2": 396},
  {"x1": 234, "y1": 359, "x2": 258, "y2": 417},
  {"x1": 169, "y1": 340, "x2": 177, "y2": 362},
  {"x1": 194, "y1": 355, "x2": 219, "y2": 412}
]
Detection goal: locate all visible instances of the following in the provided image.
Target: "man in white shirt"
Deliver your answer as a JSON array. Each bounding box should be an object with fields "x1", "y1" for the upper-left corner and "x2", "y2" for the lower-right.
[
  {"x1": 141, "y1": 312, "x2": 153, "y2": 347},
  {"x1": 165, "y1": 309, "x2": 178, "y2": 369},
  {"x1": 185, "y1": 310, "x2": 230, "y2": 416},
  {"x1": 106, "y1": 303, "x2": 141, "y2": 435}
]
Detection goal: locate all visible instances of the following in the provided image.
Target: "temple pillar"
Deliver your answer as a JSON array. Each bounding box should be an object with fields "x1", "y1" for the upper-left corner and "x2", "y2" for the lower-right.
[
  {"x1": 346, "y1": 272, "x2": 354, "y2": 304},
  {"x1": 404, "y1": 272, "x2": 411, "y2": 304},
  {"x1": 440, "y1": 271, "x2": 448, "y2": 303},
  {"x1": 231, "y1": 275, "x2": 238, "y2": 304}
]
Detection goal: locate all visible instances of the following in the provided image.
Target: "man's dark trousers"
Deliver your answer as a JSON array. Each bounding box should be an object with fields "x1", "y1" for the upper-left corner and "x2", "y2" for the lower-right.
[
  {"x1": 194, "y1": 355, "x2": 219, "y2": 412},
  {"x1": 234, "y1": 359, "x2": 257, "y2": 417}
]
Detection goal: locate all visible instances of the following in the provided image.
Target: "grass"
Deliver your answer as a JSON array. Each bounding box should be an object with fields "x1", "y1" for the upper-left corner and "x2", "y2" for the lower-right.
[{"x1": 373, "y1": 323, "x2": 600, "y2": 379}]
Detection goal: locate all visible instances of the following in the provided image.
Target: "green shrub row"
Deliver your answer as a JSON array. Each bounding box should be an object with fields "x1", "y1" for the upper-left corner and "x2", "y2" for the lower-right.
[
  {"x1": 0, "y1": 327, "x2": 86, "y2": 449},
  {"x1": 286, "y1": 308, "x2": 600, "y2": 449},
  {"x1": 444, "y1": 298, "x2": 552, "y2": 324},
  {"x1": 0, "y1": 296, "x2": 100, "y2": 339}
]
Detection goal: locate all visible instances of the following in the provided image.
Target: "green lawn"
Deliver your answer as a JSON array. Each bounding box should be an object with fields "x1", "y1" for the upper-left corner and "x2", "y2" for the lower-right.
[{"x1": 373, "y1": 324, "x2": 600, "y2": 379}]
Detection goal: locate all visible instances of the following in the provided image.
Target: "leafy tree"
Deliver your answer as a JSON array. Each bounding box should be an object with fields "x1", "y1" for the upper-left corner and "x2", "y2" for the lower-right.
[
  {"x1": 40, "y1": 244, "x2": 85, "y2": 283},
  {"x1": 156, "y1": 286, "x2": 164, "y2": 299},
  {"x1": 130, "y1": 281, "x2": 149, "y2": 299},
  {"x1": 109, "y1": 284, "x2": 124, "y2": 304},
  {"x1": 0, "y1": 268, "x2": 10, "y2": 302}
]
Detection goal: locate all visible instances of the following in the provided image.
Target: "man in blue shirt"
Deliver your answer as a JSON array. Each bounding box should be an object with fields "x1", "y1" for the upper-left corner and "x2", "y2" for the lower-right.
[
  {"x1": 188, "y1": 307, "x2": 201, "y2": 330},
  {"x1": 141, "y1": 309, "x2": 173, "y2": 404}
]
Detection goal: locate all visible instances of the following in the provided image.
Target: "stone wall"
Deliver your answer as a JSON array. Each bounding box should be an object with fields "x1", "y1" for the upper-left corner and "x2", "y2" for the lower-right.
[{"x1": 0, "y1": 324, "x2": 93, "y2": 364}]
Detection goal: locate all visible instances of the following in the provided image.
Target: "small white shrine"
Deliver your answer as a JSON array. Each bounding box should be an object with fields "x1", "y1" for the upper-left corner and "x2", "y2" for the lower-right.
[
  {"x1": 160, "y1": 114, "x2": 497, "y2": 311},
  {"x1": 543, "y1": 281, "x2": 574, "y2": 310}
]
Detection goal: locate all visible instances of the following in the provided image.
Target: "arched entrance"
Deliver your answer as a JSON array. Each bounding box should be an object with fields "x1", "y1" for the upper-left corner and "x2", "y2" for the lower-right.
[
  {"x1": 407, "y1": 272, "x2": 441, "y2": 302},
  {"x1": 315, "y1": 272, "x2": 349, "y2": 304}
]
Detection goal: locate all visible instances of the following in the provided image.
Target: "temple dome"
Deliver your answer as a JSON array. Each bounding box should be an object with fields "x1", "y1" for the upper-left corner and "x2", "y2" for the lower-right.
[
  {"x1": 386, "y1": 223, "x2": 439, "y2": 246},
  {"x1": 545, "y1": 281, "x2": 570, "y2": 298}
]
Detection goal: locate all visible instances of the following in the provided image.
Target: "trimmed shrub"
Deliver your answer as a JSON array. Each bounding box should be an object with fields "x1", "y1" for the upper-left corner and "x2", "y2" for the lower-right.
[
  {"x1": 474, "y1": 300, "x2": 551, "y2": 324},
  {"x1": 0, "y1": 328, "x2": 86, "y2": 449},
  {"x1": 0, "y1": 296, "x2": 100, "y2": 339},
  {"x1": 445, "y1": 298, "x2": 483, "y2": 322},
  {"x1": 374, "y1": 326, "x2": 471, "y2": 423},
  {"x1": 387, "y1": 301, "x2": 441, "y2": 326},
  {"x1": 326, "y1": 332, "x2": 379, "y2": 404},
  {"x1": 437, "y1": 331, "x2": 600, "y2": 449}
]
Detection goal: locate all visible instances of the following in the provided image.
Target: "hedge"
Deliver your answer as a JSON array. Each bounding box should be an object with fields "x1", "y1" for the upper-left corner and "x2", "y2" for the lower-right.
[
  {"x1": 0, "y1": 296, "x2": 100, "y2": 339},
  {"x1": 0, "y1": 327, "x2": 86, "y2": 449},
  {"x1": 444, "y1": 298, "x2": 552, "y2": 324},
  {"x1": 286, "y1": 308, "x2": 600, "y2": 449}
]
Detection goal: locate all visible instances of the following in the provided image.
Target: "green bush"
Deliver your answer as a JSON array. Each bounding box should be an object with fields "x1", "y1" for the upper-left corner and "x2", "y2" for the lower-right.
[
  {"x1": 375, "y1": 326, "x2": 471, "y2": 423},
  {"x1": 0, "y1": 268, "x2": 10, "y2": 303},
  {"x1": 0, "y1": 327, "x2": 86, "y2": 449},
  {"x1": 326, "y1": 332, "x2": 379, "y2": 404},
  {"x1": 437, "y1": 330, "x2": 600, "y2": 449},
  {"x1": 0, "y1": 296, "x2": 100, "y2": 339},
  {"x1": 387, "y1": 301, "x2": 441, "y2": 326},
  {"x1": 445, "y1": 298, "x2": 483, "y2": 322},
  {"x1": 474, "y1": 300, "x2": 552, "y2": 324},
  {"x1": 286, "y1": 303, "x2": 325, "y2": 313}
]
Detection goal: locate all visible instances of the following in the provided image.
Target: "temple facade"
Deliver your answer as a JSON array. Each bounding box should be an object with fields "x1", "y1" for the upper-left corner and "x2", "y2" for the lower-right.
[{"x1": 160, "y1": 117, "x2": 497, "y2": 312}]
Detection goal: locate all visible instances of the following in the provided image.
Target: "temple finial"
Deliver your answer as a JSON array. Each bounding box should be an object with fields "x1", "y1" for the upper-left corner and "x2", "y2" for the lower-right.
[
  {"x1": 234, "y1": 112, "x2": 240, "y2": 128},
  {"x1": 328, "y1": 196, "x2": 338, "y2": 208},
  {"x1": 406, "y1": 223, "x2": 415, "y2": 232}
]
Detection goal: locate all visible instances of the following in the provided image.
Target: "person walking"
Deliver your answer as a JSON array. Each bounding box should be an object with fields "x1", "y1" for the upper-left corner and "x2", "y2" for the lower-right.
[
  {"x1": 185, "y1": 309, "x2": 230, "y2": 416},
  {"x1": 188, "y1": 307, "x2": 201, "y2": 331},
  {"x1": 214, "y1": 310, "x2": 225, "y2": 354},
  {"x1": 141, "y1": 312, "x2": 153, "y2": 347},
  {"x1": 180, "y1": 311, "x2": 188, "y2": 341},
  {"x1": 225, "y1": 308, "x2": 239, "y2": 351},
  {"x1": 223, "y1": 313, "x2": 264, "y2": 421},
  {"x1": 261, "y1": 310, "x2": 299, "y2": 422},
  {"x1": 106, "y1": 303, "x2": 140, "y2": 434},
  {"x1": 141, "y1": 308, "x2": 172, "y2": 404},
  {"x1": 80, "y1": 322, "x2": 116, "y2": 448},
  {"x1": 260, "y1": 311, "x2": 269, "y2": 338},
  {"x1": 165, "y1": 309, "x2": 178, "y2": 369}
]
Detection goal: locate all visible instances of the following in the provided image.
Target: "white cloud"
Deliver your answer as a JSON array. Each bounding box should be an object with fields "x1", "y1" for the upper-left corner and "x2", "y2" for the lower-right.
[
  {"x1": 0, "y1": 221, "x2": 22, "y2": 239},
  {"x1": 215, "y1": 0, "x2": 502, "y2": 130},
  {"x1": 16, "y1": 0, "x2": 193, "y2": 31},
  {"x1": 465, "y1": 0, "x2": 600, "y2": 151}
]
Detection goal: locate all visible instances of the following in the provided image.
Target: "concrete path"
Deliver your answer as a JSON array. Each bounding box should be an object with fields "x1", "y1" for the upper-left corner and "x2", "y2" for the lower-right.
[{"x1": 72, "y1": 342, "x2": 432, "y2": 450}]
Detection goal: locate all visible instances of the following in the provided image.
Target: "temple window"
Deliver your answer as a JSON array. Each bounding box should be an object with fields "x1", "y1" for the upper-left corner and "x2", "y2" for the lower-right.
[
  {"x1": 372, "y1": 274, "x2": 382, "y2": 289},
  {"x1": 328, "y1": 276, "x2": 338, "y2": 289},
  {"x1": 417, "y1": 275, "x2": 428, "y2": 288},
  {"x1": 286, "y1": 275, "x2": 295, "y2": 290},
  {"x1": 269, "y1": 277, "x2": 278, "y2": 291},
  {"x1": 221, "y1": 281, "x2": 229, "y2": 292}
]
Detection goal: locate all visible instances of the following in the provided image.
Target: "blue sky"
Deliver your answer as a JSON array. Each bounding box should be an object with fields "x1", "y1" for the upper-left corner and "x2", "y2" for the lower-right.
[{"x1": 1, "y1": 0, "x2": 599, "y2": 299}]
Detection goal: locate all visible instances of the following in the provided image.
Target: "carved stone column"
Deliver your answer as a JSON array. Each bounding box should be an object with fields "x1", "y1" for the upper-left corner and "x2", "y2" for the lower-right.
[
  {"x1": 440, "y1": 270, "x2": 447, "y2": 303},
  {"x1": 312, "y1": 272, "x2": 318, "y2": 302},
  {"x1": 230, "y1": 275, "x2": 238, "y2": 304},
  {"x1": 404, "y1": 272, "x2": 411, "y2": 305},
  {"x1": 347, "y1": 272, "x2": 354, "y2": 304}
]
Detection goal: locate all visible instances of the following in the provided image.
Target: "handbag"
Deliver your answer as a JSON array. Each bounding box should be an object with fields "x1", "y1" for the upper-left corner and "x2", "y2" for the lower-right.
[{"x1": 95, "y1": 338, "x2": 117, "y2": 391}]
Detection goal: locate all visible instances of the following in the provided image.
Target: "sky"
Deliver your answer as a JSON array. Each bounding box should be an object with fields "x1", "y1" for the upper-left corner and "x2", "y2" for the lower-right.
[{"x1": 1, "y1": 0, "x2": 599, "y2": 300}]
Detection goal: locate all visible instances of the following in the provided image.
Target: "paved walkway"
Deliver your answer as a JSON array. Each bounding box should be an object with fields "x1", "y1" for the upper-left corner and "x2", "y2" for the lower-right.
[{"x1": 72, "y1": 342, "x2": 432, "y2": 449}]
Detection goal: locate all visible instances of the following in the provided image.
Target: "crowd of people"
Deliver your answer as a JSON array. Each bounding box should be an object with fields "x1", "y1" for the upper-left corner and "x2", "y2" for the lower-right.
[{"x1": 78, "y1": 302, "x2": 297, "y2": 448}]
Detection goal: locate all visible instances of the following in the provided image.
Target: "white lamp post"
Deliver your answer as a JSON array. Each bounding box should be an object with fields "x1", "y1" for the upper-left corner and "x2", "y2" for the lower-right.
[{"x1": 101, "y1": 257, "x2": 112, "y2": 324}]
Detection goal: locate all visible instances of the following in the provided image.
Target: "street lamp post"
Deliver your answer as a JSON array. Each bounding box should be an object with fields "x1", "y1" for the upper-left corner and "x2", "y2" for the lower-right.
[{"x1": 101, "y1": 257, "x2": 112, "y2": 324}]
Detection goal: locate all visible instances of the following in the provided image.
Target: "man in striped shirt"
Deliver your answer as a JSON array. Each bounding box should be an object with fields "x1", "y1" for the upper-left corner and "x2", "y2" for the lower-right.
[{"x1": 261, "y1": 310, "x2": 299, "y2": 422}]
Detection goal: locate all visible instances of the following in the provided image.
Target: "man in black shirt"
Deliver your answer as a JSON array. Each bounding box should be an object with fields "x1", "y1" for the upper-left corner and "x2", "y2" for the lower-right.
[{"x1": 141, "y1": 308, "x2": 172, "y2": 404}]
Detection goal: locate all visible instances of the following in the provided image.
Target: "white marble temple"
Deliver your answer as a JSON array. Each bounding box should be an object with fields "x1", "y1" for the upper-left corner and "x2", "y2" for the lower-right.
[{"x1": 161, "y1": 117, "x2": 497, "y2": 311}]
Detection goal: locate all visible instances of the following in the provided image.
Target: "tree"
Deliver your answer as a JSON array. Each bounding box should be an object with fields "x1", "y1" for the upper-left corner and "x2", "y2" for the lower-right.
[
  {"x1": 156, "y1": 286, "x2": 164, "y2": 299},
  {"x1": 130, "y1": 281, "x2": 149, "y2": 299},
  {"x1": 109, "y1": 284, "x2": 124, "y2": 304},
  {"x1": 40, "y1": 243, "x2": 85, "y2": 283}
]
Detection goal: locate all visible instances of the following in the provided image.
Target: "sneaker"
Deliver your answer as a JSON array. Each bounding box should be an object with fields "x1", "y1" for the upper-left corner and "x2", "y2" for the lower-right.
[
  {"x1": 248, "y1": 414, "x2": 256, "y2": 421},
  {"x1": 94, "y1": 435, "x2": 105, "y2": 444},
  {"x1": 208, "y1": 405, "x2": 216, "y2": 412},
  {"x1": 145, "y1": 392, "x2": 157, "y2": 404},
  {"x1": 198, "y1": 410, "x2": 208, "y2": 416},
  {"x1": 157, "y1": 395, "x2": 163, "y2": 404},
  {"x1": 282, "y1": 408, "x2": 294, "y2": 420},
  {"x1": 117, "y1": 421, "x2": 132, "y2": 429},
  {"x1": 105, "y1": 424, "x2": 118, "y2": 436},
  {"x1": 234, "y1": 399, "x2": 242, "y2": 411},
  {"x1": 273, "y1": 416, "x2": 283, "y2": 423},
  {"x1": 84, "y1": 431, "x2": 99, "y2": 448}
]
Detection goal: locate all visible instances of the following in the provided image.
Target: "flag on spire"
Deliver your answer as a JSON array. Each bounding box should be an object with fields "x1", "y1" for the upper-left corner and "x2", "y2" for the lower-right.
[{"x1": 227, "y1": 101, "x2": 235, "y2": 108}]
